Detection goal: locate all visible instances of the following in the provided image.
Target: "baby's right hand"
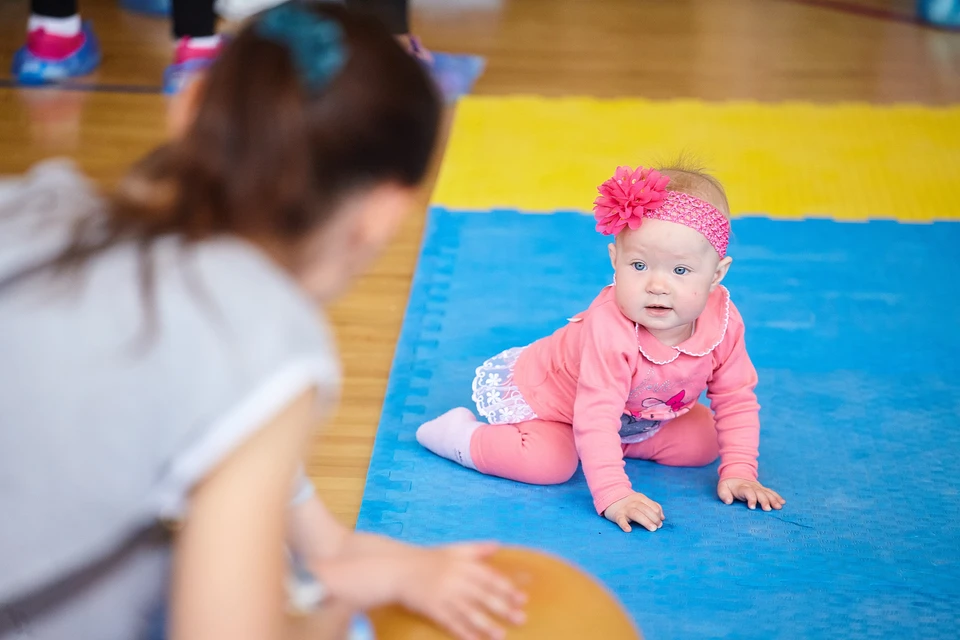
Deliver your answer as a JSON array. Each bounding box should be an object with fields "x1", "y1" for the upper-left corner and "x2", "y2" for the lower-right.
[{"x1": 603, "y1": 492, "x2": 665, "y2": 532}]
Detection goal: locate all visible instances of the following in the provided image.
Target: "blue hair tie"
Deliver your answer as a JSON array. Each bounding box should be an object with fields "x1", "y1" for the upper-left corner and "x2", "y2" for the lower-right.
[{"x1": 256, "y1": 2, "x2": 348, "y2": 91}]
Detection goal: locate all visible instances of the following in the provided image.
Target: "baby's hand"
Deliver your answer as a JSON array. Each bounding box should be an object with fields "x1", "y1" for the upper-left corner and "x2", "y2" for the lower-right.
[
  {"x1": 717, "y1": 478, "x2": 785, "y2": 511},
  {"x1": 603, "y1": 492, "x2": 665, "y2": 532}
]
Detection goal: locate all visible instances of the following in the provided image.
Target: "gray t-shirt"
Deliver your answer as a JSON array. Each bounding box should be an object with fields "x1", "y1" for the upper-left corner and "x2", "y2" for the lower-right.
[{"x1": 0, "y1": 161, "x2": 340, "y2": 639}]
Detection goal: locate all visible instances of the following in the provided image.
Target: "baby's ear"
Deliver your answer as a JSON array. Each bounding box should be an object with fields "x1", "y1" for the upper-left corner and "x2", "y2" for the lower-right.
[
  {"x1": 608, "y1": 243, "x2": 617, "y2": 271},
  {"x1": 711, "y1": 256, "x2": 733, "y2": 290}
]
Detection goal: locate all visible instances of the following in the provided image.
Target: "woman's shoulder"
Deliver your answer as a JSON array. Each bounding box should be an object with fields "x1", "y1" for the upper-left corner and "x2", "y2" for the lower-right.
[
  {"x1": 0, "y1": 159, "x2": 98, "y2": 216},
  {"x1": 157, "y1": 236, "x2": 338, "y2": 373},
  {"x1": 0, "y1": 160, "x2": 102, "y2": 266}
]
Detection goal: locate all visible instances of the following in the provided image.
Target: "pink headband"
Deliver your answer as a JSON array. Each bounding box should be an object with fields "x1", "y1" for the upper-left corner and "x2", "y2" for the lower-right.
[{"x1": 593, "y1": 166, "x2": 730, "y2": 258}]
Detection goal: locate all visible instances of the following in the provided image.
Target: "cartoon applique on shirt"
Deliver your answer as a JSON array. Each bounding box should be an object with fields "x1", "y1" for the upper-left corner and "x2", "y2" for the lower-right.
[{"x1": 618, "y1": 390, "x2": 693, "y2": 444}]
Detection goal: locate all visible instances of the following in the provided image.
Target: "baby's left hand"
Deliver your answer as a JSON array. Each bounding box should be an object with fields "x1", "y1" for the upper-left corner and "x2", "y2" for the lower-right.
[{"x1": 717, "y1": 478, "x2": 785, "y2": 511}]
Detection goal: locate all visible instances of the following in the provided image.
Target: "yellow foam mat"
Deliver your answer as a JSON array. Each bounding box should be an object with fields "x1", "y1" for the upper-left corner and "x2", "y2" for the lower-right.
[{"x1": 434, "y1": 97, "x2": 960, "y2": 221}]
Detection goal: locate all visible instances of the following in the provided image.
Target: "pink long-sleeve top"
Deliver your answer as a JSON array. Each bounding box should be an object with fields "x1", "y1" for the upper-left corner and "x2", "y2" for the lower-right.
[{"x1": 513, "y1": 285, "x2": 760, "y2": 515}]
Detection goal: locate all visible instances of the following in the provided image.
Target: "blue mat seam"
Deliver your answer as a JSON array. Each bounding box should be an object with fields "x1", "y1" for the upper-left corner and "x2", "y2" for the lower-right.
[{"x1": 358, "y1": 210, "x2": 459, "y2": 535}]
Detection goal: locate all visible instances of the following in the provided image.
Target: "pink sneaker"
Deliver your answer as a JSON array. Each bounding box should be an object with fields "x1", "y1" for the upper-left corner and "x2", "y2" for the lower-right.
[
  {"x1": 12, "y1": 22, "x2": 101, "y2": 84},
  {"x1": 172, "y1": 38, "x2": 223, "y2": 65},
  {"x1": 163, "y1": 38, "x2": 223, "y2": 95},
  {"x1": 26, "y1": 28, "x2": 85, "y2": 59}
]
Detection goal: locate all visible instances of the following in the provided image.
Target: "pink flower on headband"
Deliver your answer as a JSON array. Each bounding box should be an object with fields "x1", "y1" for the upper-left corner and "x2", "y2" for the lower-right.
[{"x1": 593, "y1": 166, "x2": 671, "y2": 236}]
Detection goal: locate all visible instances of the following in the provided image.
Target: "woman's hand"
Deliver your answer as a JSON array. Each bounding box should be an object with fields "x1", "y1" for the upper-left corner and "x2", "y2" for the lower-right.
[{"x1": 395, "y1": 543, "x2": 526, "y2": 640}]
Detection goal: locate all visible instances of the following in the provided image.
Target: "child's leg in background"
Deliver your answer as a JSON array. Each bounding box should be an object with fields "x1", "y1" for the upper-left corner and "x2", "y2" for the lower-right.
[
  {"x1": 164, "y1": 0, "x2": 222, "y2": 94},
  {"x1": 347, "y1": 0, "x2": 409, "y2": 35},
  {"x1": 622, "y1": 403, "x2": 719, "y2": 467},
  {"x1": 171, "y1": 0, "x2": 217, "y2": 42},
  {"x1": 170, "y1": 0, "x2": 221, "y2": 60},
  {"x1": 14, "y1": 0, "x2": 101, "y2": 83},
  {"x1": 346, "y1": 0, "x2": 431, "y2": 61},
  {"x1": 32, "y1": 0, "x2": 77, "y2": 20},
  {"x1": 26, "y1": 0, "x2": 83, "y2": 55},
  {"x1": 417, "y1": 409, "x2": 580, "y2": 485}
]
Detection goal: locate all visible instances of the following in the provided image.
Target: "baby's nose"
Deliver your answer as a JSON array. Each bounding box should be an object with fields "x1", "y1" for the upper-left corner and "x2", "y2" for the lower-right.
[{"x1": 646, "y1": 276, "x2": 669, "y2": 294}]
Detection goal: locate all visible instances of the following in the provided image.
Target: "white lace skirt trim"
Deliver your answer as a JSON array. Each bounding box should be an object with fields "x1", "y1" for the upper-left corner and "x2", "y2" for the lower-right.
[{"x1": 471, "y1": 347, "x2": 539, "y2": 425}]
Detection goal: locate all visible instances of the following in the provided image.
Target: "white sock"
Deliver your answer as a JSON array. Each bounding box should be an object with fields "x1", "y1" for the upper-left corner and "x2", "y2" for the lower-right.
[
  {"x1": 28, "y1": 14, "x2": 81, "y2": 37},
  {"x1": 181, "y1": 35, "x2": 222, "y2": 49},
  {"x1": 416, "y1": 407, "x2": 482, "y2": 470}
]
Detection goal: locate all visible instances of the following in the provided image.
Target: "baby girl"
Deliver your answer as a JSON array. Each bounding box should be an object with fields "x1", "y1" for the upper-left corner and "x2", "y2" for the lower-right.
[{"x1": 417, "y1": 164, "x2": 784, "y2": 532}]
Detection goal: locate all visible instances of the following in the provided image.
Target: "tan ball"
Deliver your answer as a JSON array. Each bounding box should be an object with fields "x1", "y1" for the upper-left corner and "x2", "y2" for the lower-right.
[{"x1": 369, "y1": 547, "x2": 641, "y2": 639}]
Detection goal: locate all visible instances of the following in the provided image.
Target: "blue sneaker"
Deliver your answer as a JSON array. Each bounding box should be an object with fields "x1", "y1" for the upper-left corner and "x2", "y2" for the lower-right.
[
  {"x1": 120, "y1": 0, "x2": 171, "y2": 18},
  {"x1": 918, "y1": 0, "x2": 960, "y2": 28},
  {"x1": 12, "y1": 21, "x2": 101, "y2": 85},
  {"x1": 163, "y1": 58, "x2": 207, "y2": 95}
]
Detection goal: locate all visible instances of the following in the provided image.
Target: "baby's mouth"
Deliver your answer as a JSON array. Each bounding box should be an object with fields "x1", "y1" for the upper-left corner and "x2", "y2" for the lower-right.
[{"x1": 645, "y1": 304, "x2": 672, "y2": 316}]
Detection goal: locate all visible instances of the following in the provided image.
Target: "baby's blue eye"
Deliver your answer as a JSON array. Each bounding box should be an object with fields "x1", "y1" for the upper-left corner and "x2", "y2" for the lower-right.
[
  {"x1": 674, "y1": 266, "x2": 689, "y2": 275},
  {"x1": 632, "y1": 262, "x2": 646, "y2": 271}
]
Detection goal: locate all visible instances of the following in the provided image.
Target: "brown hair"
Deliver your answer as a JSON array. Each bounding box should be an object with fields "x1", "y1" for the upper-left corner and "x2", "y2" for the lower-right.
[
  {"x1": 656, "y1": 156, "x2": 730, "y2": 217},
  {"x1": 1, "y1": 1, "x2": 440, "y2": 292}
]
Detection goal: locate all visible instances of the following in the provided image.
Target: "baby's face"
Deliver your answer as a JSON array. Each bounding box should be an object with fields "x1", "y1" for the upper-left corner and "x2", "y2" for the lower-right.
[{"x1": 609, "y1": 219, "x2": 729, "y2": 342}]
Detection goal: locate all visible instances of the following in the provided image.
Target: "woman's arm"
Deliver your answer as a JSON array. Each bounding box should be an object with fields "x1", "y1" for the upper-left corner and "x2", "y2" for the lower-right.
[
  {"x1": 170, "y1": 388, "x2": 322, "y2": 640},
  {"x1": 288, "y1": 497, "x2": 525, "y2": 640},
  {"x1": 289, "y1": 496, "x2": 409, "y2": 568}
]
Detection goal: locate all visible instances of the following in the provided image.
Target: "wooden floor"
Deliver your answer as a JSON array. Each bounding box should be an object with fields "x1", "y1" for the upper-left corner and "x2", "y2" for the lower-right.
[{"x1": 1, "y1": 0, "x2": 958, "y2": 526}]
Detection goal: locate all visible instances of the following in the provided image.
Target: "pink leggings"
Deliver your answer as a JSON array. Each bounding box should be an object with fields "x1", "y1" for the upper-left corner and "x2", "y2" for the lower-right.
[{"x1": 469, "y1": 403, "x2": 719, "y2": 485}]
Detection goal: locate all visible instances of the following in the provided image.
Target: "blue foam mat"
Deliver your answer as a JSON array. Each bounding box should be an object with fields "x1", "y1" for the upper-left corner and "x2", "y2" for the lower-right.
[{"x1": 357, "y1": 209, "x2": 960, "y2": 639}]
